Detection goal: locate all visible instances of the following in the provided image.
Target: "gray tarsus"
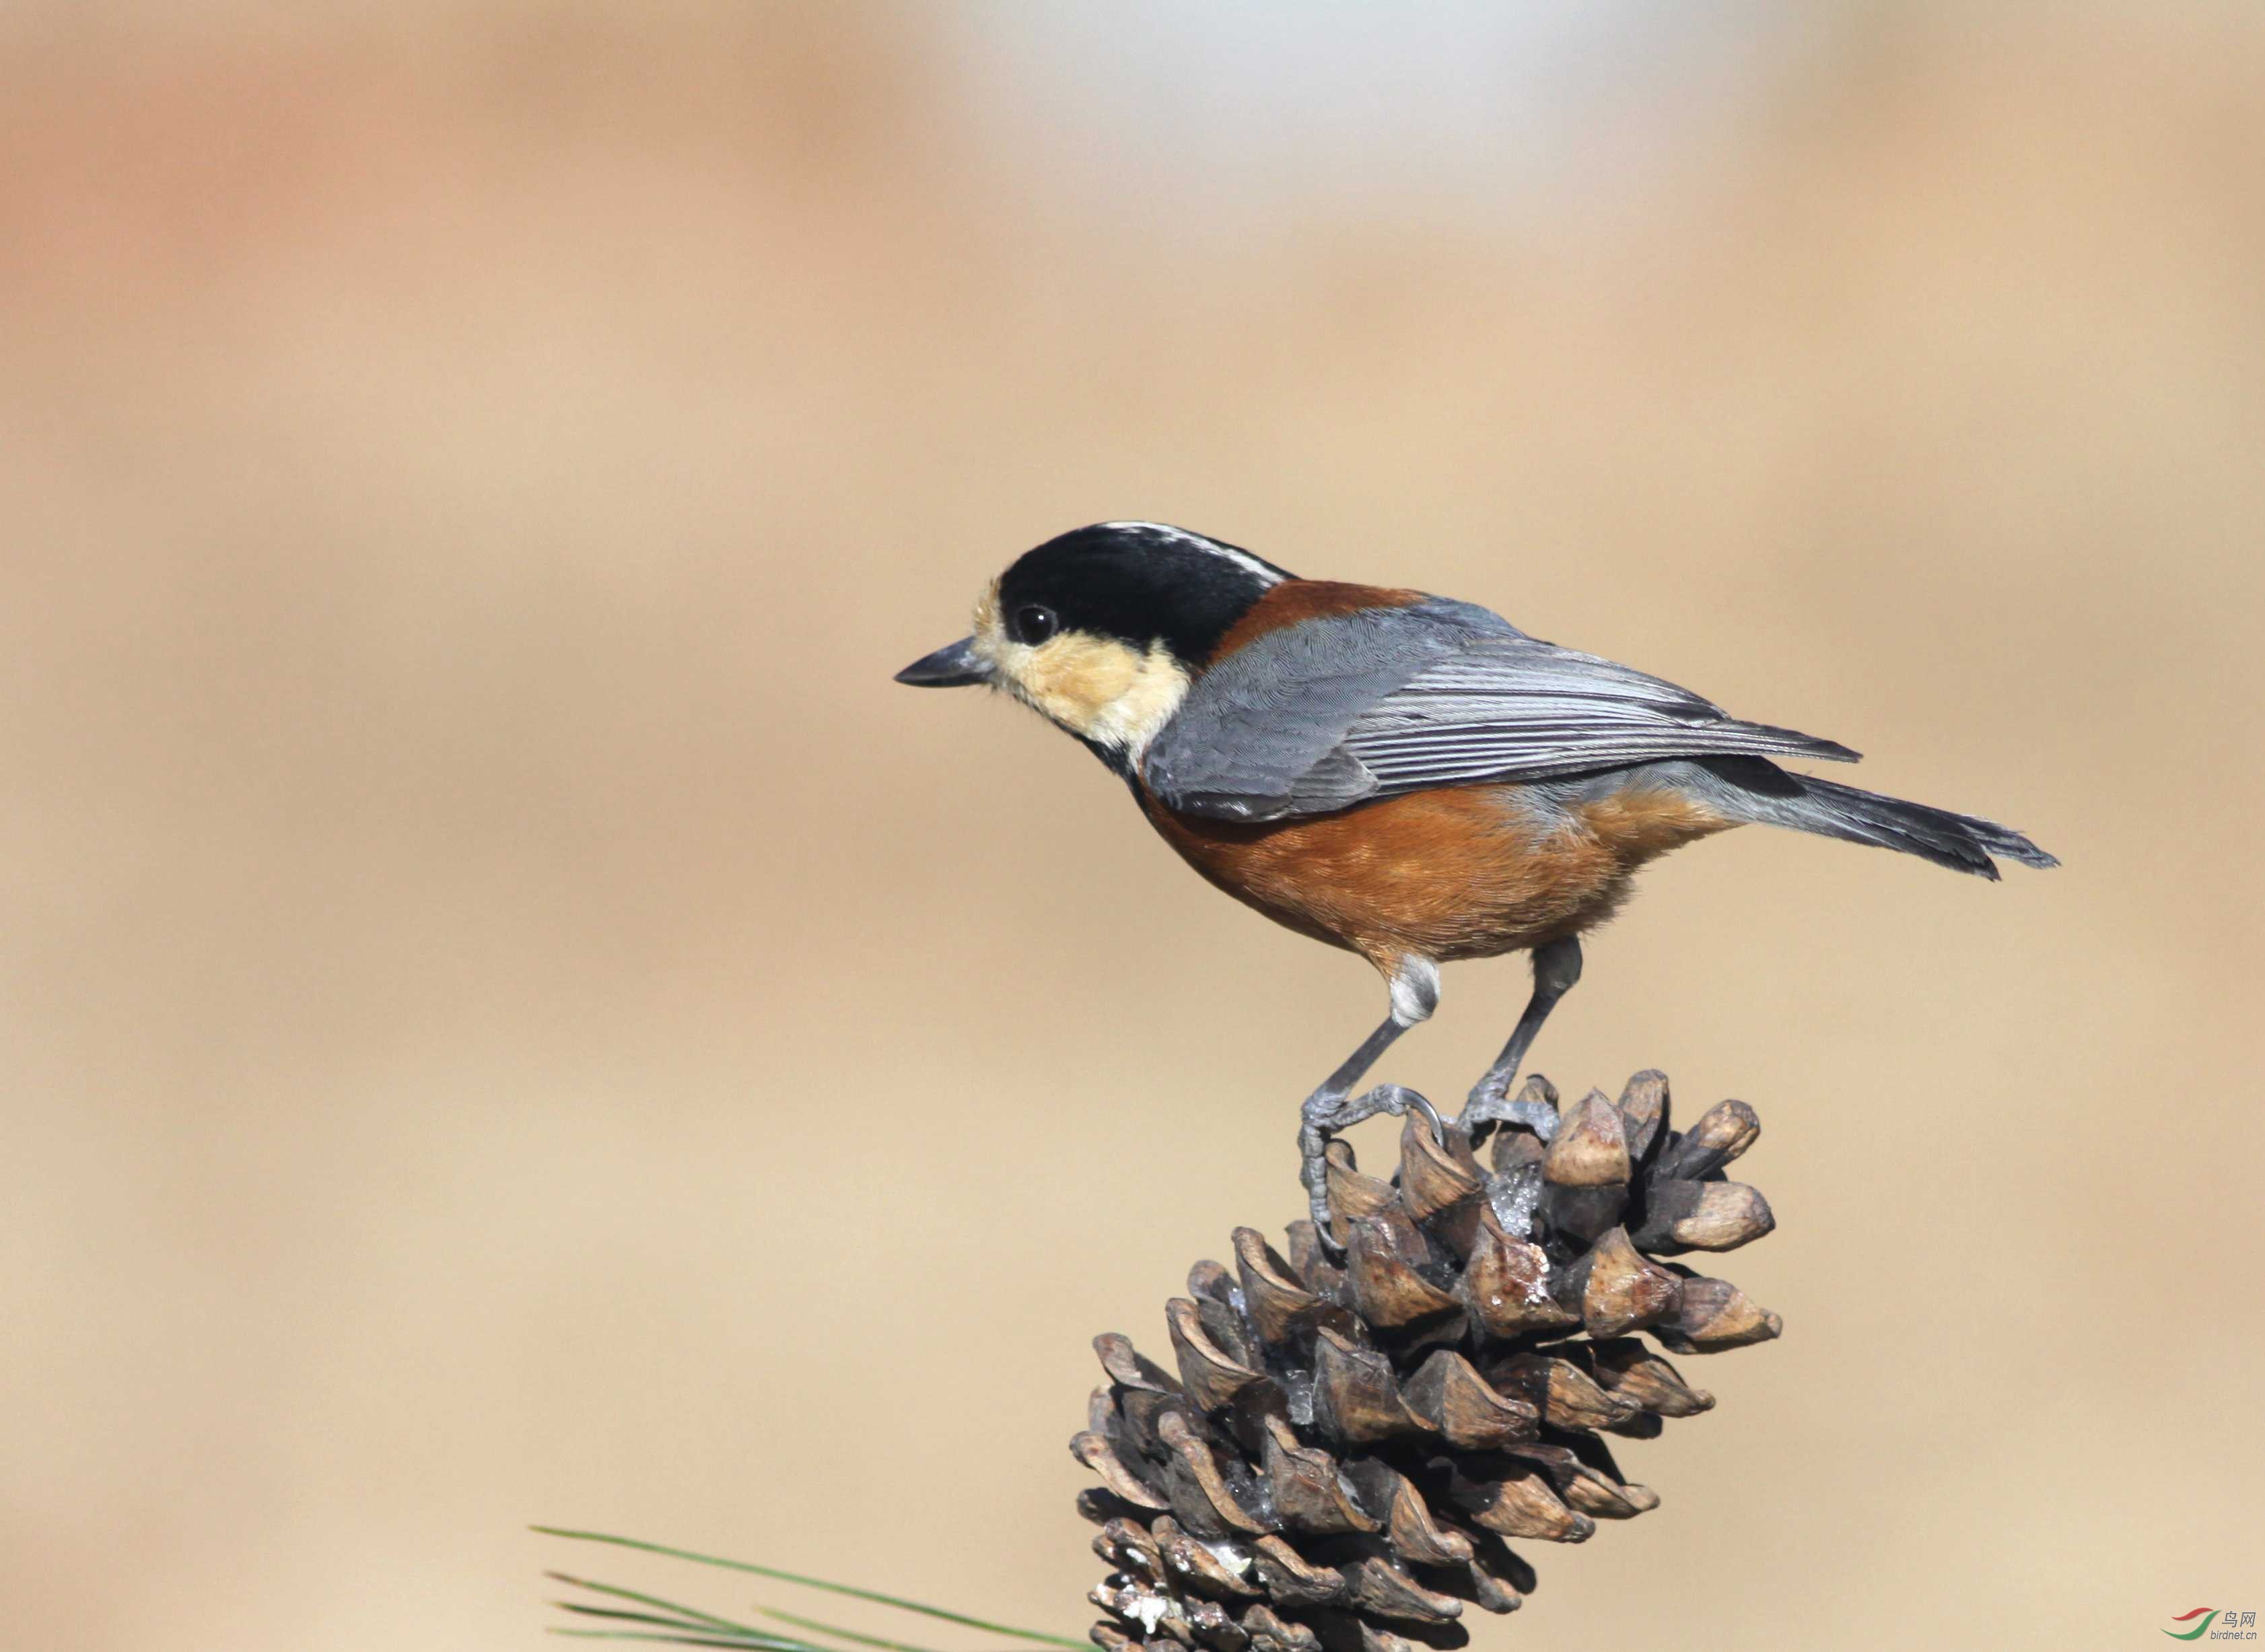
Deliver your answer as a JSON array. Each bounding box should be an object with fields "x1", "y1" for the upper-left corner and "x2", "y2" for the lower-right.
[
  {"x1": 1296, "y1": 973, "x2": 1440, "y2": 1233},
  {"x1": 1459, "y1": 935, "x2": 1584, "y2": 1133},
  {"x1": 1297, "y1": 1012, "x2": 1416, "y2": 1229}
]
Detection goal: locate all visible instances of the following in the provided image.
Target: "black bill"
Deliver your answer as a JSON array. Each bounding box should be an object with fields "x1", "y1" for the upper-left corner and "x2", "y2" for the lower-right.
[{"x1": 893, "y1": 637, "x2": 991, "y2": 687}]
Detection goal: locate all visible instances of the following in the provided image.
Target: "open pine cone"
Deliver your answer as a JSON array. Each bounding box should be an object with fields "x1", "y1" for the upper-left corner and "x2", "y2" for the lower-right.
[{"x1": 1074, "y1": 1072, "x2": 1780, "y2": 1652}]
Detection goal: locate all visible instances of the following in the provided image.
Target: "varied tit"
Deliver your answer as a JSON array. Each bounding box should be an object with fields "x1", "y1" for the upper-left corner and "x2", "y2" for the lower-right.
[{"x1": 897, "y1": 521, "x2": 2055, "y2": 1226}]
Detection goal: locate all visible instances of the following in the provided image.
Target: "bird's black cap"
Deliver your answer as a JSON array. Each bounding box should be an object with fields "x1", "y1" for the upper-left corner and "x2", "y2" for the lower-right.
[{"x1": 996, "y1": 522, "x2": 1294, "y2": 666}]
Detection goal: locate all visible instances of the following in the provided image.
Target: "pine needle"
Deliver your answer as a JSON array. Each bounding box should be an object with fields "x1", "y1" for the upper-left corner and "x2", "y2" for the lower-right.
[
  {"x1": 547, "y1": 1570, "x2": 816, "y2": 1649},
  {"x1": 756, "y1": 1604, "x2": 956, "y2": 1652},
  {"x1": 553, "y1": 1604, "x2": 738, "y2": 1632},
  {"x1": 533, "y1": 1527, "x2": 1087, "y2": 1651},
  {"x1": 554, "y1": 1600, "x2": 817, "y2": 1648},
  {"x1": 551, "y1": 1632, "x2": 795, "y2": 1649}
]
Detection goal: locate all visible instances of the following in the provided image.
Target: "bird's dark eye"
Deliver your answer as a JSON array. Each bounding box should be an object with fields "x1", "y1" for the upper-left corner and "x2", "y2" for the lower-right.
[{"x1": 1012, "y1": 604, "x2": 1059, "y2": 645}]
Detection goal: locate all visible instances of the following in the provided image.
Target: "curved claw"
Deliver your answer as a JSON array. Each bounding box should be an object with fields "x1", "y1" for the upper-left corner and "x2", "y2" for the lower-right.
[{"x1": 1403, "y1": 1089, "x2": 1446, "y2": 1142}]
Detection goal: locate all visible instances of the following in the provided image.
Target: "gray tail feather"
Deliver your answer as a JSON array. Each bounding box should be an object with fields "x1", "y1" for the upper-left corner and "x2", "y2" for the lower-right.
[
  {"x1": 1720, "y1": 768, "x2": 2058, "y2": 880},
  {"x1": 1774, "y1": 774, "x2": 2058, "y2": 879}
]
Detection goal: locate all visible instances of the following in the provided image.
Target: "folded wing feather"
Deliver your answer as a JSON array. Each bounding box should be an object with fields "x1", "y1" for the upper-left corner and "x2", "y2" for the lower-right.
[{"x1": 1142, "y1": 600, "x2": 1856, "y2": 823}]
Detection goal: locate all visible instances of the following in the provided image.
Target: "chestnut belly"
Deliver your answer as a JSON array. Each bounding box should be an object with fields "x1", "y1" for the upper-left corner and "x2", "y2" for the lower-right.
[{"x1": 1140, "y1": 780, "x2": 1730, "y2": 967}]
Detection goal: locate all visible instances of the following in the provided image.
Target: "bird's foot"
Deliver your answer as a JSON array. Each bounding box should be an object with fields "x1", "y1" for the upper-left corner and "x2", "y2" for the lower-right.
[
  {"x1": 1299, "y1": 1083, "x2": 1441, "y2": 1235},
  {"x1": 1457, "y1": 1072, "x2": 1560, "y2": 1144}
]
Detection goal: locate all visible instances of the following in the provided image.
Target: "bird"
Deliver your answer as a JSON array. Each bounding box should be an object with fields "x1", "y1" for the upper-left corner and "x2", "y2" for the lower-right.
[{"x1": 896, "y1": 521, "x2": 2056, "y2": 1227}]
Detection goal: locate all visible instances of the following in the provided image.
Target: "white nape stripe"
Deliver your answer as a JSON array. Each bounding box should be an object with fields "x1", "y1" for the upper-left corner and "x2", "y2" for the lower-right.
[{"x1": 1096, "y1": 520, "x2": 1286, "y2": 588}]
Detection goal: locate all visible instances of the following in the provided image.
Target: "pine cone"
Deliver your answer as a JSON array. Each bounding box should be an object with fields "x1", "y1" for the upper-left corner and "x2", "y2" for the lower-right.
[{"x1": 1074, "y1": 1072, "x2": 1780, "y2": 1652}]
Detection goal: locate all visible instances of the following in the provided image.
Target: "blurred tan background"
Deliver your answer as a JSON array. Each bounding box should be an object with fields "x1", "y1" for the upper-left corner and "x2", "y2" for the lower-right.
[{"x1": 3, "y1": 4, "x2": 2261, "y2": 1649}]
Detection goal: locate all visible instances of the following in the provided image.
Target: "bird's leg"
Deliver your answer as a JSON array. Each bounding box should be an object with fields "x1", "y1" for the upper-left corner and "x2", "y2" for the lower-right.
[
  {"x1": 1459, "y1": 936, "x2": 1583, "y2": 1138},
  {"x1": 1298, "y1": 1022, "x2": 1409, "y2": 1227},
  {"x1": 1299, "y1": 959, "x2": 1438, "y2": 1232}
]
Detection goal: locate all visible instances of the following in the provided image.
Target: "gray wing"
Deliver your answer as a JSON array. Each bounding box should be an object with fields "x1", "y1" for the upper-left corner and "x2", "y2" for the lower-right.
[{"x1": 1142, "y1": 597, "x2": 1858, "y2": 822}]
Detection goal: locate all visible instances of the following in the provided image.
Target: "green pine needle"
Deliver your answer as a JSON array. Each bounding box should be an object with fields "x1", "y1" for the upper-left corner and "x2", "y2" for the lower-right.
[
  {"x1": 755, "y1": 1604, "x2": 958, "y2": 1652},
  {"x1": 553, "y1": 1604, "x2": 741, "y2": 1632},
  {"x1": 533, "y1": 1527, "x2": 1087, "y2": 1651},
  {"x1": 551, "y1": 1632, "x2": 794, "y2": 1649},
  {"x1": 547, "y1": 1570, "x2": 814, "y2": 1649},
  {"x1": 553, "y1": 1601, "x2": 816, "y2": 1648}
]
